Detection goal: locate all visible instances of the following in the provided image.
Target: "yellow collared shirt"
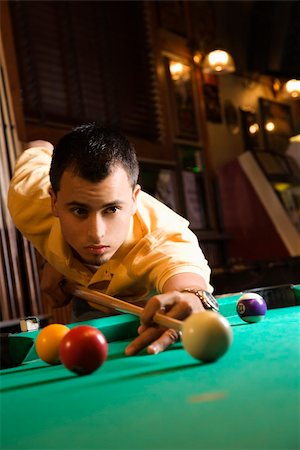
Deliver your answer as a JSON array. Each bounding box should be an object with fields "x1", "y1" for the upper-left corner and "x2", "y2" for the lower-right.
[{"x1": 8, "y1": 146, "x2": 212, "y2": 304}]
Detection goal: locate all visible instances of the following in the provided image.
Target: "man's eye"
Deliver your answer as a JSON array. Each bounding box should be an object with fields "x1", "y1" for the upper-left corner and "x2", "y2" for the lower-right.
[
  {"x1": 105, "y1": 206, "x2": 119, "y2": 214},
  {"x1": 72, "y1": 208, "x2": 88, "y2": 217}
]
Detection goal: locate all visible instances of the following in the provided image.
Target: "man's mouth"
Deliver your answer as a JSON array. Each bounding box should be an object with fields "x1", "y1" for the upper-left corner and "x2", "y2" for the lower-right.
[{"x1": 85, "y1": 245, "x2": 109, "y2": 255}]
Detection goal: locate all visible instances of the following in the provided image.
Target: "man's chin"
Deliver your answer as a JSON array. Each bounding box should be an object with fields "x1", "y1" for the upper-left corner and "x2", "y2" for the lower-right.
[
  {"x1": 84, "y1": 254, "x2": 109, "y2": 266},
  {"x1": 74, "y1": 250, "x2": 110, "y2": 267}
]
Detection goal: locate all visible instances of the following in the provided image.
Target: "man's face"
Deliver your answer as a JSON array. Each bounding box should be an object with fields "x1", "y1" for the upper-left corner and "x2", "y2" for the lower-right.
[{"x1": 50, "y1": 165, "x2": 140, "y2": 266}]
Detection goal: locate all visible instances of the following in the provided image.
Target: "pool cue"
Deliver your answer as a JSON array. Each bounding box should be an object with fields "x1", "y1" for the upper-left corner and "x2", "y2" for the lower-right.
[{"x1": 72, "y1": 285, "x2": 182, "y2": 331}]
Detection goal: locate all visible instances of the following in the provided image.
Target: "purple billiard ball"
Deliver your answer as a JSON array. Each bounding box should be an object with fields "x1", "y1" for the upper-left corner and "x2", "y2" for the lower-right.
[{"x1": 237, "y1": 293, "x2": 267, "y2": 323}]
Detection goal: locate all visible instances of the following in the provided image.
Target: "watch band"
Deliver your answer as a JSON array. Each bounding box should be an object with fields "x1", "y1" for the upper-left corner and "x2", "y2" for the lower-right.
[{"x1": 180, "y1": 288, "x2": 219, "y2": 312}]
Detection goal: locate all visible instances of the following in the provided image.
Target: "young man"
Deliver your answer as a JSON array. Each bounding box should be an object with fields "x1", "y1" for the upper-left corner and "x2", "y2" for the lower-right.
[{"x1": 8, "y1": 124, "x2": 217, "y2": 356}]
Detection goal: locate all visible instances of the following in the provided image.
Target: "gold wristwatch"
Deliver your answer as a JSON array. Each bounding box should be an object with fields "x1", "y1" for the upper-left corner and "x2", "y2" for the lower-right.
[{"x1": 181, "y1": 288, "x2": 219, "y2": 312}]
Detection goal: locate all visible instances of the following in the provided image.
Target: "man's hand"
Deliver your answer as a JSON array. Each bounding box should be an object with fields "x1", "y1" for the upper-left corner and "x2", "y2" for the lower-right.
[
  {"x1": 40, "y1": 262, "x2": 73, "y2": 308},
  {"x1": 125, "y1": 272, "x2": 211, "y2": 356},
  {"x1": 125, "y1": 290, "x2": 204, "y2": 356},
  {"x1": 24, "y1": 140, "x2": 54, "y2": 151}
]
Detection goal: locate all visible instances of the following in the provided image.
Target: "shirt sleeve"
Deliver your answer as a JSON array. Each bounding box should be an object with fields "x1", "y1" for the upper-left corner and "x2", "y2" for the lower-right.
[
  {"x1": 7, "y1": 146, "x2": 54, "y2": 240},
  {"x1": 127, "y1": 226, "x2": 213, "y2": 293}
]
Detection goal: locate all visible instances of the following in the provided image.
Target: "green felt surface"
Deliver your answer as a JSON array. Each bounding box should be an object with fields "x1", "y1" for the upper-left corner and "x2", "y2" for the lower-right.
[
  {"x1": 1, "y1": 294, "x2": 299, "y2": 450},
  {"x1": 7, "y1": 284, "x2": 300, "y2": 364},
  {"x1": 22, "y1": 314, "x2": 141, "y2": 363}
]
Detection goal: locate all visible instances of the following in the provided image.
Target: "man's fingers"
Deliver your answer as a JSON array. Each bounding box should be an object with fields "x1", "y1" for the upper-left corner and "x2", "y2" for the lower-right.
[
  {"x1": 147, "y1": 328, "x2": 180, "y2": 355},
  {"x1": 141, "y1": 291, "x2": 185, "y2": 325},
  {"x1": 125, "y1": 322, "x2": 182, "y2": 356},
  {"x1": 125, "y1": 326, "x2": 165, "y2": 356},
  {"x1": 141, "y1": 292, "x2": 193, "y2": 326},
  {"x1": 164, "y1": 301, "x2": 193, "y2": 321},
  {"x1": 140, "y1": 297, "x2": 164, "y2": 325},
  {"x1": 127, "y1": 295, "x2": 192, "y2": 356},
  {"x1": 137, "y1": 324, "x2": 147, "y2": 335}
]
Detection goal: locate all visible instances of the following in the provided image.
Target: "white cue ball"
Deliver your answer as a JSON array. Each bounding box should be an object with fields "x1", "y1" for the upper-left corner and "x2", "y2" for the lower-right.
[{"x1": 181, "y1": 311, "x2": 233, "y2": 362}]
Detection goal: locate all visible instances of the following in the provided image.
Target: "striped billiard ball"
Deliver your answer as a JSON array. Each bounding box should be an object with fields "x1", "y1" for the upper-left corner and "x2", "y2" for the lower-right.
[{"x1": 237, "y1": 293, "x2": 267, "y2": 323}]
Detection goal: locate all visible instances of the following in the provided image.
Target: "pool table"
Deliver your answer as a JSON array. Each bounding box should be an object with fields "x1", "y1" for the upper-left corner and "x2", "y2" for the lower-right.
[{"x1": 1, "y1": 286, "x2": 299, "y2": 450}]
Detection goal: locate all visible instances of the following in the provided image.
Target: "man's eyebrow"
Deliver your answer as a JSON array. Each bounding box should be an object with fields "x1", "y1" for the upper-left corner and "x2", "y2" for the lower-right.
[
  {"x1": 65, "y1": 201, "x2": 89, "y2": 208},
  {"x1": 65, "y1": 200, "x2": 126, "y2": 208},
  {"x1": 103, "y1": 200, "x2": 126, "y2": 207}
]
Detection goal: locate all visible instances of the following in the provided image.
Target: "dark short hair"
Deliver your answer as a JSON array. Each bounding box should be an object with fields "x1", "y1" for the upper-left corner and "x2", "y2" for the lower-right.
[{"x1": 50, "y1": 123, "x2": 139, "y2": 194}]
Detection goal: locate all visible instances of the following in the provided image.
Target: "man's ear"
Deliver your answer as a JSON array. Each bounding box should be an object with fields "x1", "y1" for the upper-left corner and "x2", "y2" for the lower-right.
[
  {"x1": 131, "y1": 184, "x2": 141, "y2": 214},
  {"x1": 49, "y1": 188, "x2": 59, "y2": 217}
]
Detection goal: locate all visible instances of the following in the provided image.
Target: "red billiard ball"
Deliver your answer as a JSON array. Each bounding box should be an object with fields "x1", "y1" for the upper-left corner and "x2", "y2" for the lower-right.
[
  {"x1": 59, "y1": 325, "x2": 108, "y2": 375},
  {"x1": 35, "y1": 324, "x2": 70, "y2": 365},
  {"x1": 237, "y1": 293, "x2": 267, "y2": 323}
]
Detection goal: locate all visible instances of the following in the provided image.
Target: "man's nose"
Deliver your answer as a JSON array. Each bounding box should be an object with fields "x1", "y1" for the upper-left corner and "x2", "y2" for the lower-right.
[{"x1": 87, "y1": 213, "x2": 104, "y2": 241}]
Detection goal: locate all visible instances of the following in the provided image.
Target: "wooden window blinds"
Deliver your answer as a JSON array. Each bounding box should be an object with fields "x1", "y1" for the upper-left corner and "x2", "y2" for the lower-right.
[{"x1": 9, "y1": 1, "x2": 160, "y2": 142}]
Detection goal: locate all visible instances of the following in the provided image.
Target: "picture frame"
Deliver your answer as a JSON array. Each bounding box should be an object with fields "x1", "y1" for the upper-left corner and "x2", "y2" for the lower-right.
[
  {"x1": 254, "y1": 150, "x2": 291, "y2": 177},
  {"x1": 164, "y1": 56, "x2": 200, "y2": 141},
  {"x1": 259, "y1": 98, "x2": 294, "y2": 153},
  {"x1": 181, "y1": 171, "x2": 208, "y2": 230},
  {"x1": 202, "y1": 75, "x2": 222, "y2": 124},
  {"x1": 156, "y1": 1, "x2": 187, "y2": 36},
  {"x1": 138, "y1": 163, "x2": 182, "y2": 214},
  {"x1": 224, "y1": 100, "x2": 239, "y2": 135}
]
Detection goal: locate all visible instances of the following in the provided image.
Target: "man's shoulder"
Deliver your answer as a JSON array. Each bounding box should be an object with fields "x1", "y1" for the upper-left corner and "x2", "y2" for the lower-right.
[{"x1": 135, "y1": 191, "x2": 189, "y2": 232}]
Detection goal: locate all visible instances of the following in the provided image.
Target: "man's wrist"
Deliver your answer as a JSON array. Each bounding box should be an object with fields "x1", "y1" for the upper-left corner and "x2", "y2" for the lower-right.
[{"x1": 180, "y1": 288, "x2": 219, "y2": 312}]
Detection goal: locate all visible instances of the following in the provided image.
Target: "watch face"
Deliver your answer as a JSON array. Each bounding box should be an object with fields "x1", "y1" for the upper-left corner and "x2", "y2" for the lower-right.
[
  {"x1": 204, "y1": 292, "x2": 219, "y2": 311},
  {"x1": 181, "y1": 289, "x2": 219, "y2": 312}
]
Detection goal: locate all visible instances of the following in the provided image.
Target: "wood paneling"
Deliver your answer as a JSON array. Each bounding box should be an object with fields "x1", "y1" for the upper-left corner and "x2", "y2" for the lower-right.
[{"x1": 0, "y1": 38, "x2": 43, "y2": 320}]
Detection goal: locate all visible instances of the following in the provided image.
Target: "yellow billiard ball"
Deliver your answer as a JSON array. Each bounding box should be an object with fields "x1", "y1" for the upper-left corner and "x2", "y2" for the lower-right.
[{"x1": 35, "y1": 324, "x2": 70, "y2": 365}]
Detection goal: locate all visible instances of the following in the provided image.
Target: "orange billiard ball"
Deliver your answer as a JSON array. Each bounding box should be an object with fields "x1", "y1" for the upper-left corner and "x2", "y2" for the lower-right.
[{"x1": 35, "y1": 324, "x2": 70, "y2": 365}]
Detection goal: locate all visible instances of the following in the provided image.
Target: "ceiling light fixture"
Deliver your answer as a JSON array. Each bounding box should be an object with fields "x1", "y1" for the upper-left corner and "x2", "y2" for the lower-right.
[
  {"x1": 282, "y1": 79, "x2": 300, "y2": 99},
  {"x1": 202, "y1": 49, "x2": 236, "y2": 75}
]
